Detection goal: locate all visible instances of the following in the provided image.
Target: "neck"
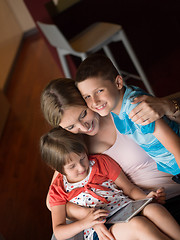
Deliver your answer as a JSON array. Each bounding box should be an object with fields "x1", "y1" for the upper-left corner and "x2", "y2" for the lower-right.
[
  {"x1": 112, "y1": 86, "x2": 125, "y2": 115},
  {"x1": 84, "y1": 114, "x2": 116, "y2": 154}
]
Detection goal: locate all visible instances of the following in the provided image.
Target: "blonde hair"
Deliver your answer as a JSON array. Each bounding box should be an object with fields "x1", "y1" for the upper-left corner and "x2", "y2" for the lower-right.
[
  {"x1": 40, "y1": 127, "x2": 88, "y2": 173},
  {"x1": 41, "y1": 78, "x2": 86, "y2": 127}
]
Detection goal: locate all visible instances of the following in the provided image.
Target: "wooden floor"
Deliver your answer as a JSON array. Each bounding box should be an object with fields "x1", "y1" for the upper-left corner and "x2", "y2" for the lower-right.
[
  {"x1": 0, "y1": 33, "x2": 62, "y2": 240},
  {"x1": 0, "y1": 32, "x2": 179, "y2": 240}
]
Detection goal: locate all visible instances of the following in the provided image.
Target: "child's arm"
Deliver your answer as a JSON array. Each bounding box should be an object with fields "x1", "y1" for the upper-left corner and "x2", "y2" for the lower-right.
[
  {"x1": 46, "y1": 173, "x2": 96, "y2": 223},
  {"x1": 153, "y1": 119, "x2": 180, "y2": 168},
  {"x1": 114, "y1": 170, "x2": 165, "y2": 202},
  {"x1": 114, "y1": 170, "x2": 148, "y2": 200},
  {"x1": 51, "y1": 205, "x2": 109, "y2": 240}
]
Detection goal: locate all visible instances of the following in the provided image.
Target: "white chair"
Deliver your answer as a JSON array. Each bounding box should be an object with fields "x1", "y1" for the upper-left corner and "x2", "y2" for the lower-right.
[{"x1": 37, "y1": 21, "x2": 154, "y2": 95}]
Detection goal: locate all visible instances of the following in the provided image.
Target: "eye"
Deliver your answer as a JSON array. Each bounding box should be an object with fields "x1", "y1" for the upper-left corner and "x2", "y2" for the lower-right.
[
  {"x1": 69, "y1": 164, "x2": 75, "y2": 169},
  {"x1": 66, "y1": 125, "x2": 74, "y2": 130},
  {"x1": 80, "y1": 156, "x2": 85, "y2": 163},
  {"x1": 80, "y1": 109, "x2": 87, "y2": 119},
  {"x1": 97, "y1": 89, "x2": 103, "y2": 94},
  {"x1": 84, "y1": 95, "x2": 90, "y2": 100}
]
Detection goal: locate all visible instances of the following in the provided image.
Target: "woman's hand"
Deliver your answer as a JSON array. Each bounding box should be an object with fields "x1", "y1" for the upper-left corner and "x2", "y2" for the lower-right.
[
  {"x1": 129, "y1": 95, "x2": 173, "y2": 125},
  {"x1": 93, "y1": 223, "x2": 114, "y2": 240},
  {"x1": 146, "y1": 187, "x2": 166, "y2": 204}
]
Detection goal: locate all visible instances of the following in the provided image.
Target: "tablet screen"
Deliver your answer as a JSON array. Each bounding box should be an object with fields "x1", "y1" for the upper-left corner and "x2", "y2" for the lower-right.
[{"x1": 106, "y1": 198, "x2": 153, "y2": 223}]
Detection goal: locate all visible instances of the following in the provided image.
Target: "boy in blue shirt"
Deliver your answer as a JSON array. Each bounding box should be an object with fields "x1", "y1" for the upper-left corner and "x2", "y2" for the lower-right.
[{"x1": 75, "y1": 54, "x2": 180, "y2": 183}]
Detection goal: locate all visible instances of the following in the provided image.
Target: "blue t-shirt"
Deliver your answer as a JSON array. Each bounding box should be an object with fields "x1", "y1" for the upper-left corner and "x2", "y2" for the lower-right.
[{"x1": 111, "y1": 85, "x2": 180, "y2": 175}]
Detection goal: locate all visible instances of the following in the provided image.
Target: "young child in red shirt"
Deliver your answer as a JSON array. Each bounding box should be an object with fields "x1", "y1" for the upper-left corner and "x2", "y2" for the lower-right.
[{"x1": 40, "y1": 127, "x2": 180, "y2": 240}]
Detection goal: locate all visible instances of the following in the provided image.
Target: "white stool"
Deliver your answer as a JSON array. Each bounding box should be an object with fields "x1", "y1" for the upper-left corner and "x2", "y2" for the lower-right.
[{"x1": 37, "y1": 21, "x2": 154, "y2": 95}]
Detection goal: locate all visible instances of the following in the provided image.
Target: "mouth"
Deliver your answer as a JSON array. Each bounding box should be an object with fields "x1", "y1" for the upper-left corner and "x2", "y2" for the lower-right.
[
  {"x1": 79, "y1": 170, "x2": 86, "y2": 175},
  {"x1": 87, "y1": 121, "x2": 94, "y2": 133},
  {"x1": 96, "y1": 103, "x2": 106, "y2": 110}
]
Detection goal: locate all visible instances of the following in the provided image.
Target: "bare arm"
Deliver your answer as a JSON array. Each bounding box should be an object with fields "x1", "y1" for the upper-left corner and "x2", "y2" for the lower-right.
[
  {"x1": 46, "y1": 172, "x2": 94, "y2": 222},
  {"x1": 129, "y1": 92, "x2": 180, "y2": 125},
  {"x1": 51, "y1": 205, "x2": 109, "y2": 240},
  {"x1": 114, "y1": 170, "x2": 166, "y2": 203},
  {"x1": 114, "y1": 171, "x2": 150, "y2": 200},
  {"x1": 153, "y1": 119, "x2": 180, "y2": 168}
]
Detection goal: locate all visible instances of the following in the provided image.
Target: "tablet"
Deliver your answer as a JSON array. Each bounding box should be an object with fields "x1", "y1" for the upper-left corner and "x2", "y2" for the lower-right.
[{"x1": 106, "y1": 198, "x2": 153, "y2": 223}]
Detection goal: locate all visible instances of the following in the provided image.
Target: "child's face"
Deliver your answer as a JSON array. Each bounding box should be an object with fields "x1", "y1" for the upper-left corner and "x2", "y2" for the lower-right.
[
  {"x1": 59, "y1": 105, "x2": 100, "y2": 136},
  {"x1": 77, "y1": 76, "x2": 123, "y2": 116},
  {"x1": 63, "y1": 152, "x2": 89, "y2": 183}
]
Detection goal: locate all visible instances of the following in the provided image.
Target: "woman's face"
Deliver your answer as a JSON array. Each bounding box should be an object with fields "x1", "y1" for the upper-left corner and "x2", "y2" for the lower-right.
[{"x1": 59, "y1": 105, "x2": 100, "y2": 135}]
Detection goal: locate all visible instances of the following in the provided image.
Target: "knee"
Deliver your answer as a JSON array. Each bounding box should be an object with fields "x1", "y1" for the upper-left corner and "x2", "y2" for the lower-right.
[
  {"x1": 142, "y1": 203, "x2": 165, "y2": 218},
  {"x1": 129, "y1": 216, "x2": 149, "y2": 231}
]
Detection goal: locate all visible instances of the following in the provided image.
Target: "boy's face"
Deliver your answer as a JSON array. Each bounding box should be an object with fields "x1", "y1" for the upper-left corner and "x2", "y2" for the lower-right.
[
  {"x1": 63, "y1": 152, "x2": 89, "y2": 183},
  {"x1": 77, "y1": 76, "x2": 123, "y2": 116},
  {"x1": 59, "y1": 105, "x2": 100, "y2": 135}
]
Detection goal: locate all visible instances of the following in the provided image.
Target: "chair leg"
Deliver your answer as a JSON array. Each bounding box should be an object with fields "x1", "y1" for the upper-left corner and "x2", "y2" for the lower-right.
[
  {"x1": 80, "y1": 53, "x2": 88, "y2": 61},
  {"x1": 57, "y1": 49, "x2": 72, "y2": 78},
  {"x1": 102, "y1": 45, "x2": 122, "y2": 75},
  {"x1": 119, "y1": 30, "x2": 154, "y2": 95}
]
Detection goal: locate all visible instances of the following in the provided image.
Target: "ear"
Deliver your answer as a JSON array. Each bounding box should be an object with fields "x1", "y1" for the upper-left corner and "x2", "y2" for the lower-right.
[{"x1": 115, "y1": 75, "x2": 123, "y2": 90}]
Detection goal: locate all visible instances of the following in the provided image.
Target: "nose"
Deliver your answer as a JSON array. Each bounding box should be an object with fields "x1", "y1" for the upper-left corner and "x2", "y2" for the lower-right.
[
  {"x1": 77, "y1": 162, "x2": 85, "y2": 172},
  {"x1": 92, "y1": 95, "x2": 100, "y2": 107},
  {"x1": 77, "y1": 121, "x2": 91, "y2": 132}
]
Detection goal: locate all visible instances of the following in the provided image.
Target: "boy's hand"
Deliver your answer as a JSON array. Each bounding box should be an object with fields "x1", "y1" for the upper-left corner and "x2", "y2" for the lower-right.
[
  {"x1": 129, "y1": 95, "x2": 167, "y2": 125},
  {"x1": 82, "y1": 208, "x2": 109, "y2": 229},
  {"x1": 146, "y1": 187, "x2": 166, "y2": 204},
  {"x1": 93, "y1": 223, "x2": 114, "y2": 240}
]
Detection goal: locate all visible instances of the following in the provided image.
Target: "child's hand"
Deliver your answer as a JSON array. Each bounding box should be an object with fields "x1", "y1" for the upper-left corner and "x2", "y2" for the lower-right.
[
  {"x1": 93, "y1": 223, "x2": 114, "y2": 240},
  {"x1": 82, "y1": 208, "x2": 109, "y2": 229},
  {"x1": 146, "y1": 187, "x2": 166, "y2": 204}
]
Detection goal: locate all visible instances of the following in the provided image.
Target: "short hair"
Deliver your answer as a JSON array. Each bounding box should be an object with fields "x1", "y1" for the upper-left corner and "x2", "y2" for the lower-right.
[
  {"x1": 40, "y1": 127, "x2": 88, "y2": 174},
  {"x1": 75, "y1": 54, "x2": 119, "y2": 84},
  {"x1": 41, "y1": 78, "x2": 86, "y2": 127}
]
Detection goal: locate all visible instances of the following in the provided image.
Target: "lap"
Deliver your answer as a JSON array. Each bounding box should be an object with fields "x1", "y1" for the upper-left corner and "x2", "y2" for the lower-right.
[{"x1": 93, "y1": 216, "x2": 148, "y2": 240}]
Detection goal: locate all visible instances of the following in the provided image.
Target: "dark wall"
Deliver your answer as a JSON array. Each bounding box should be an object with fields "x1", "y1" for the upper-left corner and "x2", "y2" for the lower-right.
[{"x1": 50, "y1": 0, "x2": 180, "y2": 72}]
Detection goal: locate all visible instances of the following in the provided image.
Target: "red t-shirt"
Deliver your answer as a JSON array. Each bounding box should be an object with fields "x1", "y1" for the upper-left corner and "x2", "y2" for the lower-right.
[{"x1": 49, "y1": 154, "x2": 121, "y2": 207}]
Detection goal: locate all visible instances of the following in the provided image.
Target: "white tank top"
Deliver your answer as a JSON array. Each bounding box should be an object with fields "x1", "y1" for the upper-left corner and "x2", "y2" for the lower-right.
[{"x1": 103, "y1": 128, "x2": 180, "y2": 199}]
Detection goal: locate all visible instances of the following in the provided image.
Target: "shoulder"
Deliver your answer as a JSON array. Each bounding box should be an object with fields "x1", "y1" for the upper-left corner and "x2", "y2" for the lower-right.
[
  {"x1": 89, "y1": 154, "x2": 121, "y2": 181},
  {"x1": 89, "y1": 154, "x2": 121, "y2": 171},
  {"x1": 126, "y1": 85, "x2": 147, "y2": 95},
  {"x1": 49, "y1": 174, "x2": 67, "y2": 207},
  {"x1": 51, "y1": 173, "x2": 64, "y2": 188},
  {"x1": 122, "y1": 86, "x2": 149, "y2": 114},
  {"x1": 124, "y1": 85, "x2": 146, "y2": 99}
]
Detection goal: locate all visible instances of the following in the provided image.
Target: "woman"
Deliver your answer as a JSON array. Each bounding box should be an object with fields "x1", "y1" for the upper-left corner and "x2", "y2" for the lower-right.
[{"x1": 41, "y1": 78, "x2": 180, "y2": 223}]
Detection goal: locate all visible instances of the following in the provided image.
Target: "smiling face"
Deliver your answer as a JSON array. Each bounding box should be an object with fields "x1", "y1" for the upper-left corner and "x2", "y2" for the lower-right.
[
  {"x1": 77, "y1": 76, "x2": 124, "y2": 116},
  {"x1": 63, "y1": 152, "x2": 89, "y2": 183},
  {"x1": 59, "y1": 105, "x2": 100, "y2": 135}
]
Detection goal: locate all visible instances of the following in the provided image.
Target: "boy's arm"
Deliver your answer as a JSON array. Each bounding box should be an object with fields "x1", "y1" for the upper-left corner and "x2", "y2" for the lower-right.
[
  {"x1": 153, "y1": 119, "x2": 180, "y2": 168},
  {"x1": 51, "y1": 205, "x2": 109, "y2": 240},
  {"x1": 129, "y1": 93, "x2": 180, "y2": 125}
]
